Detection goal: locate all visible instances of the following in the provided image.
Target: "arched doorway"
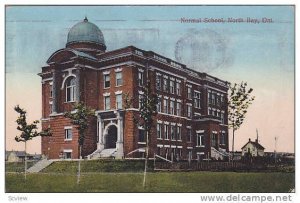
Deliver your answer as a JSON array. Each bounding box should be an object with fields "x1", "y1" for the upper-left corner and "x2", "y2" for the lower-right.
[{"x1": 105, "y1": 125, "x2": 117, "y2": 149}]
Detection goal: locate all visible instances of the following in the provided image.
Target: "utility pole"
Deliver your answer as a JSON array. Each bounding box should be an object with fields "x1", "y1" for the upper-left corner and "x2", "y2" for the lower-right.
[{"x1": 274, "y1": 136, "x2": 278, "y2": 164}]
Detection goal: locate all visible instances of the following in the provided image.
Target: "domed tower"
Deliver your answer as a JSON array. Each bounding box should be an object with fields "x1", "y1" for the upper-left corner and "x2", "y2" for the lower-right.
[{"x1": 66, "y1": 17, "x2": 106, "y2": 56}]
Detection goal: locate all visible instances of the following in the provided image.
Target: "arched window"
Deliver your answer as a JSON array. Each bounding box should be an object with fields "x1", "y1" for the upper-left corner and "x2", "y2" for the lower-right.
[{"x1": 66, "y1": 77, "x2": 76, "y2": 102}]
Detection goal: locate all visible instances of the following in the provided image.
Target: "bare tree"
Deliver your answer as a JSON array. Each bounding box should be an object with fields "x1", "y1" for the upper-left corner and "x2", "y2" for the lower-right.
[{"x1": 14, "y1": 105, "x2": 51, "y2": 180}]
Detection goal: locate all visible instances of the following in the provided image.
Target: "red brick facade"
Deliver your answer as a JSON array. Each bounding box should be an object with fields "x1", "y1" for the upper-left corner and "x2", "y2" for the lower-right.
[{"x1": 39, "y1": 18, "x2": 229, "y2": 161}]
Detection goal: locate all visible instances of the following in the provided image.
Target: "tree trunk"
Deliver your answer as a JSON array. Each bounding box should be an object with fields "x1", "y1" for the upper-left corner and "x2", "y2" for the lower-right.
[
  {"x1": 143, "y1": 130, "x2": 149, "y2": 188},
  {"x1": 77, "y1": 145, "x2": 82, "y2": 184},
  {"x1": 24, "y1": 141, "x2": 27, "y2": 181},
  {"x1": 232, "y1": 127, "x2": 235, "y2": 162}
]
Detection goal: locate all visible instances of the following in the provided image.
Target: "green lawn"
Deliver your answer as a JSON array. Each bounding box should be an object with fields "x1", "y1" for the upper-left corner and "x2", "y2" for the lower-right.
[{"x1": 6, "y1": 172, "x2": 294, "y2": 193}]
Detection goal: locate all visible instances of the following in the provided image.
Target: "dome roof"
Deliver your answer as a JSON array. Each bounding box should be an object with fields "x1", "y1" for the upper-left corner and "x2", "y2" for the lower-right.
[{"x1": 67, "y1": 17, "x2": 105, "y2": 46}]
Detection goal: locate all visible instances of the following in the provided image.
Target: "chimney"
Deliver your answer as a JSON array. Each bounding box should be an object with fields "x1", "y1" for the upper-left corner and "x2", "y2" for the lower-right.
[
  {"x1": 255, "y1": 139, "x2": 258, "y2": 143},
  {"x1": 249, "y1": 138, "x2": 251, "y2": 142}
]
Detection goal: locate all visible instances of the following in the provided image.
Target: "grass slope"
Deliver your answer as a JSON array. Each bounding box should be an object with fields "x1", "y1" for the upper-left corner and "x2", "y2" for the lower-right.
[{"x1": 6, "y1": 172, "x2": 294, "y2": 193}]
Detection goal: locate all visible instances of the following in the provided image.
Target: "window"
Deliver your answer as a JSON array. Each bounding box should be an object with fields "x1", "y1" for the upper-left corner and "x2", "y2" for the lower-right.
[
  {"x1": 211, "y1": 132, "x2": 217, "y2": 148},
  {"x1": 208, "y1": 92, "x2": 212, "y2": 104},
  {"x1": 163, "y1": 98, "x2": 169, "y2": 114},
  {"x1": 216, "y1": 95, "x2": 221, "y2": 106},
  {"x1": 138, "y1": 71, "x2": 144, "y2": 86},
  {"x1": 170, "y1": 80, "x2": 175, "y2": 94},
  {"x1": 156, "y1": 75, "x2": 161, "y2": 90},
  {"x1": 66, "y1": 77, "x2": 76, "y2": 102},
  {"x1": 163, "y1": 78, "x2": 168, "y2": 92},
  {"x1": 211, "y1": 94, "x2": 216, "y2": 105},
  {"x1": 157, "y1": 97, "x2": 162, "y2": 112},
  {"x1": 138, "y1": 128, "x2": 145, "y2": 142},
  {"x1": 177, "y1": 126, "x2": 182, "y2": 140},
  {"x1": 49, "y1": 85, "x2": 53, "y2": 98},
  {"x1": 197, "y1": 132, "x2": 204, "y2": 147},
  {"x1": 176, "y1": 82, "x2": 181, "y2": 95},
  {"x1": 221, "y1": 112, "x2": 225, "y2": 124},
  {"x1": 170, "y1": 100, "x2": 175, "y2": 115},
  {"x1": 194, "y1": 91, "x2": 201, "y2": 108},
  {"x1": 116, "y1": 72, "x2": 123, "y2": 86},
  {"x1": 221, "y1": 94, "x2": 225, "y2": 105},
  {"x1": 104, "y1": 96, "x2": 110, "y2": 110},
  {"x1": 104, "y1": 74, "x2": 110, "y2": 88},
  {"x1": 187, "y1": 86, "x2": 192, "y2": 99},
  {"x1": 171, "y1": 125, "x2": 176, "y2": 140},
  {"x1": 187, "y1": 105, "x2": 192, "y2": 118},
  {"x1": 116, "y1": 94, "x2": 122, "y2": 109},
  {"x1": 164, "y1": 124, "x2": 169, "y2": 140},
  {"x1": 187, "y1": 128, "x2": 192, "y2": 142},
  {"x1": 65, "y1": 128, "x2": 72, "y2": 140},
  {"x1": 157, "y1": 123, "x2": 162, "y2": 139},
  {"x1": 176, "y1": 102, "x2": 181, "y2": 116},
  {"x1": 139, "y1": 94, "x2": 144, "y2": 109},
  {"x1": 220, "y1": 132, "x2": 226, "y2": 145},
  {"x1": 64, "y1": 152, "x2": 72, "y2": 159},
  {"x1": 49, "y1": 102, "x2": 53, "y2": 114}
]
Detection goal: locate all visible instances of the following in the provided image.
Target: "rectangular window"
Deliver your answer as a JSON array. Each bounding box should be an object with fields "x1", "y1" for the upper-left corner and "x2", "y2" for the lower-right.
[
  {"x1": 138, "y1": 71, "x2": 144, "y2": 86},
  {"x1": 220, "y1": 132, "x2": 226, "y2": 145},
  {"x1": 197, "y1": 133, "x2": 204, "y2": 147},
  {"x1": 157, "y1": 97, "x2": 162, "y2": 112},
  {"x1": 212, "y1": 94, "x2": 216, "y2": 105},
  {"x1": 221, "y1": 112, "x2": 225, "y2": 124},
  {"x1": 216, "y1": 95, "x2": 221, "y2": 106},
  {"x1": 171, "y1": 125, "x2": 176, "y2": 140},
  {"x1": 221, "y1": 94, "x2": 225, "y2": 106},
  {"x1": 139, "y1": 94, "x2": 144, "y2": 109},
  {"x1": 163, "y1": 78, "x2": 168, "y2": 92},
  {"x1": 49, "y1": 85, "x2": 53, "y2": 98},
  {"x1": 164, "y1": 124, "x2": 169, "y2": 140},
  {"x1": 170, "y1": 100, "x2": 175, "y2": 115},
  {"x1": 187, "y1": 128, "x2": 192, "y2": 142},
  {"x1": 116, "y1": 94, "x2": 122, "y2": 109},
  {"x1": 104, "y1": 96, "x2": 110, "y2": 110},
  {"x1": 65, "y1": 128, "x2": 72, "y2": 140},
  {"x1": 116, "y1": 72, "x2": 123, "y2": 86},
  {"x1": 156, "y1": 75, "x2": 161, "y2": 90},
  {"x1": 187, "y1": 105, "x2": 192, "y2": 118},
  {"x1": 187, "y1": 86, "x2": 192, "y2": 99},
  {"x1": 208, "y1": 92, "x2": 211, "y2": 104},
  {"x1": 170, "y1": 80, "x2": 175, "y2": 94},
  {"x1": 163, "y1": 98, "x2": 169, "y2": 114},
  {"x1": 49, "y1": 102, "x2": 53, "y2": 114},
  {"x1": 211, "y1": 132, "x2": 217, "y2": 148},
  {"x1": 176, "y1": 82, "x2": 181, "y2": 95},
  {"x1": 138, "y1": 129, "x2": 145, "y2": 142},
  {"x1": 194, "y1": 91, "x2": 201, "y2": 108},
  {"x1": 157, "y1": 123, "x2": 162, "y2": 139},
  {"x1": 177, "y1": 126, "x2": 182, "y2": 140},
  {"x1": 64, "y1": 152, "x2": 72, "y2": 159},
  {"x1": 176, "y1": 102, "x2": 181, "y2": 116},
  {"x1": 104, "y1": 74, "x2": 110, "y2": 88}
]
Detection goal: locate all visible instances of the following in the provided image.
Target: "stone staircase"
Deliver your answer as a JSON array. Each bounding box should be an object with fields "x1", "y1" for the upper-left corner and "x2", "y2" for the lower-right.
[
  {"x1": 89, "y1": 148, "x2": 117, "y2": 159},
  {"x1": 27, "y1": 159, "x2": 54, "y2": 173},
  {"x1": 211, "y1": 147, "x2": 229, "y2": 161}
]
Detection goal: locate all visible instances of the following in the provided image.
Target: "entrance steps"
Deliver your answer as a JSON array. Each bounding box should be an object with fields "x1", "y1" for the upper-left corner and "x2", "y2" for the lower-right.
[
  {"x1": 27, "y1": 159, "x2": 54, "y2": 173},
  {"x1": 88, "y1": 148, "x2": 117, "y2": 159},
  {"x1": 211, "y1": 147, "x2": 230, "y2": 160}
]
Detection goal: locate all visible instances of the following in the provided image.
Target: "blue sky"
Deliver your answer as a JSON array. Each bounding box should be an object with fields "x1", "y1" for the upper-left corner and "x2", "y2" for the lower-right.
[{"x1": 5, "y1": 6, "x2": 295, "y2": 153}]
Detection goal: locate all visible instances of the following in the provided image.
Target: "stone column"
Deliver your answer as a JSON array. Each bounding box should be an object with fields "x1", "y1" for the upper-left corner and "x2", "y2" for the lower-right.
[
  {"x1": 115, "y1": 111, "x2": 124, "y2": 159},
  {"x1": 97, "y1": 115, "x2": 104, "y2": 151},
  {"x1": 75, "y1": 69, "x2": 81, "y2": 102},
  {"x1": 52, "y1": 70, "x2": 58, "y2": 114}
]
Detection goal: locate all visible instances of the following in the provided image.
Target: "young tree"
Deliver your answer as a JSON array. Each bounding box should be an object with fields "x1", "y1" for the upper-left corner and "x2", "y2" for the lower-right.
[
  {"x1": 228, "y1": 82, "x2": 255, "y2": 161},
  {"x1": 64, "y1": 102, "x2": 95, "y2": 184},
  {"x1": 124, "y1": 77, "x2": 158, "y2": 188},
  {"x1": 14, "y1": 105, "x2": 51, "y2": 180}
]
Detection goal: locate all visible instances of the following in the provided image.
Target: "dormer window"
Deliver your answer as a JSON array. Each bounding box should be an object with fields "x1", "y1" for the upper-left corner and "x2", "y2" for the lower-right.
[{"x1": 66, "y1": 77, "x2": 76, "y2": 102}]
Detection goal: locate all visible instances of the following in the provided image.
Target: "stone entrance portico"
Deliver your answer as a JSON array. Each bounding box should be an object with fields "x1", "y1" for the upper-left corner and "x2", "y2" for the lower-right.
[{"x1": 96, "y1": 110, "x2": 124, "y2": 159}]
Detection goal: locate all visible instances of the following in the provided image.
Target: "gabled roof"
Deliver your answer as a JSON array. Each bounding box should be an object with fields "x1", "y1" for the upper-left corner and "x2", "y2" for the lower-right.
[{"x1": 241, "y1": 140, "x2": 265, "y2": 150}]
